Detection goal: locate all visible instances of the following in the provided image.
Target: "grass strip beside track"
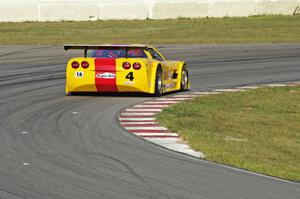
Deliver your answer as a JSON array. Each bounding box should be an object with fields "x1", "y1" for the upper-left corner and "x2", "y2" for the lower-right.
[
  {"x1": 0, "y1": 16, "x2": 300, "y2": 44},
  {"x1": 157, "y1": 86, "x2": 300, "y2": 181}
]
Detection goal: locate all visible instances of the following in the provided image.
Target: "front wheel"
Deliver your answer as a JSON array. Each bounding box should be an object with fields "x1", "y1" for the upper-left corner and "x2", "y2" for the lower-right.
[
  {"x1": 154, "y1": 67, "x2": 163, "y2": 97},
  {"x1": 180, "y1": 66, "x2": 189, "y2": 91}
]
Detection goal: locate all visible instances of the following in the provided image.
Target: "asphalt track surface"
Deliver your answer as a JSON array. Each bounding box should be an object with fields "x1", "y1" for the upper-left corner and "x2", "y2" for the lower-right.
[{"x1": 0, "y1": 44, "x2": 299, "y2": 199}]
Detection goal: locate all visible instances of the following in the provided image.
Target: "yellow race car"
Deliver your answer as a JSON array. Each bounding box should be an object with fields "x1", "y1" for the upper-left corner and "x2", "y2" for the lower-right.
[{"x1": 64, "y1": 44, "x2": 190, "y2": 96}]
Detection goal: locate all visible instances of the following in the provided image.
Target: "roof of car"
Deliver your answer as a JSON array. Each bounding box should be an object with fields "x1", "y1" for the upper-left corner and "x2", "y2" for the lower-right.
[{"x1": 64, "y1": 44, "x2": 153, "y2": 51}]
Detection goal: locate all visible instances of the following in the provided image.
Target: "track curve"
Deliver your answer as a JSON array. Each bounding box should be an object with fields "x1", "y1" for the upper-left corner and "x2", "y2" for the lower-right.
[{"x1": 0, "y1": 44, "x2": 299, "y2": 199}]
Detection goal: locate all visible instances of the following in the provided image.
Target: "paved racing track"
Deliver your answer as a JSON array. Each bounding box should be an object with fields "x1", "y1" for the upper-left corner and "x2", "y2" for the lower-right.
[{"x1": 0, "y1": 44, "x2": 299, "y2": 199}]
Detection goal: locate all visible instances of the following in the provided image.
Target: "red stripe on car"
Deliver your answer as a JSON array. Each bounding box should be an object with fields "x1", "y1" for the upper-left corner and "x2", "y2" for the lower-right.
[{"x1": 95, "y1": 58, "x2": 118, "y2": 92}]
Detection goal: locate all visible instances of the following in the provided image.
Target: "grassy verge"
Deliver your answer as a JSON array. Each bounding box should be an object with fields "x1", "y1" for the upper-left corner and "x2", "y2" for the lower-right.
[
  {"x1": 157, "y1": 86, "x2": 300, "y2": 181},
  {"x1": 0, "y1": 16, "x2": 300, "y2": 44}
]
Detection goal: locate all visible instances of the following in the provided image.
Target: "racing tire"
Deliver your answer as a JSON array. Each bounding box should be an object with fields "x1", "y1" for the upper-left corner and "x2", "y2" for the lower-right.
[
  {"x1": 67, "y1": 92, "x2": 78, "y2": 96},
  {"x1": 180, "y1": 65, "x2": 189, "y2": 91},
  {"x1": 154, "y1": 66, "x2": 163, "y2": 97}
]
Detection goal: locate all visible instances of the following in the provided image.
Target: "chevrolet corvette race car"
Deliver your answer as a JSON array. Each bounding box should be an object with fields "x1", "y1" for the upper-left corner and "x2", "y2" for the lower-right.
[{"x1": 64, "y1": 44, "x2": 190, "y2": 96}]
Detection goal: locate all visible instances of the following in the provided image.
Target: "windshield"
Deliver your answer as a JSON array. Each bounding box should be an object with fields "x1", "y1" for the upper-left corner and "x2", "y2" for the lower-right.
[{"x1": 89, "y1": 48, "x2": 147, "y2": 58}]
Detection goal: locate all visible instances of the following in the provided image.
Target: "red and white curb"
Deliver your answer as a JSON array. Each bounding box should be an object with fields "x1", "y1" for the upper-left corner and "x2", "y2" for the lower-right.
[{"x1": 118, "y1": 82, "x2": 300, "y2": 158}]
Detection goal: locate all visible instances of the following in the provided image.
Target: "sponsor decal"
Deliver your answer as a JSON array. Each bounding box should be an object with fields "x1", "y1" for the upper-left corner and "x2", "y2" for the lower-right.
[
  {"x1": 124, "y1": 81, "x2": 135, "y2": 85},
  {"x1": 164, "y1": 82, "x2": 175, "y2": 88},
  {"x1": 96, "y1": 72, "x2": 116, "y2": 79},
  {"x1": 75, "y1": 71, "x2": 84, "y2": 78}
]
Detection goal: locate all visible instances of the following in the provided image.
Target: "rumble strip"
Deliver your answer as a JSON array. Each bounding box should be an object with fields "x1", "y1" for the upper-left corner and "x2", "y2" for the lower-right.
[{"x1": 118, "y1": 82, "x2": 300, "y2": 158}]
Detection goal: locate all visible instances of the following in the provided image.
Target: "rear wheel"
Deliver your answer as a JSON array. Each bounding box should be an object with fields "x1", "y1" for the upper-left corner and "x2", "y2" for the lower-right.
[
  {"x1": 180, "y1": 66, "x2": 189, "y2": 91},
  {"x1": 66, "y1": 92, "x2": 76, "y2": 96},
  {"x1": 154, "y1": 66, "x2": 163, "y2": 97}
]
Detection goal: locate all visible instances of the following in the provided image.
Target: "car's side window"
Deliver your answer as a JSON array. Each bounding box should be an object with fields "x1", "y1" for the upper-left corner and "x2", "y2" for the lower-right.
[
  {"x1": 127, "y1": 49, "x2": 148, "y2": 58},
  {"x1": 148, "y1": 48, "x2": 164, "y2": 61}
]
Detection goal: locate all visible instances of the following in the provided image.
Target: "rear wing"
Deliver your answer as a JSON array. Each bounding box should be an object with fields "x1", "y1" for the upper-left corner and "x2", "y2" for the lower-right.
[{"x1": 64, "y1": 44, "x2": 148, "y2": 58}]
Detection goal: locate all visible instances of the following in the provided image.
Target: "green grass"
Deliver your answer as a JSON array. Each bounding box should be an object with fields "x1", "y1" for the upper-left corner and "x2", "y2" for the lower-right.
[
  {"x1": 157, "y1": 86, "x2": 300, "y2": 181},
  {"x1": 1, "y1": 15, "x2": 300, "y2": 44}
]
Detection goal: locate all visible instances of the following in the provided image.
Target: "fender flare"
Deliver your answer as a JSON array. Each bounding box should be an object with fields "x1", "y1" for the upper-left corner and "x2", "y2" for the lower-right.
[
  {"x1": 176, "y1": 61, "x2": 190, "y2": 90},
  {"x1": 149, "y1": 62, "x2": 162, "y2": 94}
]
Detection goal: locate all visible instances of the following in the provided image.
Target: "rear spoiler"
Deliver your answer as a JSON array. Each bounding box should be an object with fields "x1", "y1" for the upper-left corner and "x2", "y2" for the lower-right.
[{"x1": 64, "y1": 44, "x2": 148, "y2": 58}]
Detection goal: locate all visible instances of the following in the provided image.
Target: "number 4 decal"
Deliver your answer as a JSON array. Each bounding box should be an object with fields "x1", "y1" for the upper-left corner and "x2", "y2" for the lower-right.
[{"x1": 126, "y1": 72, "x2": 134, "y2": 81}]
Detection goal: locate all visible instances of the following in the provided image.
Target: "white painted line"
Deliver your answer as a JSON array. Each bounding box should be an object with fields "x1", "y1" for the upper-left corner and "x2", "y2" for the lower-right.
[
  {"x1": 125, "y1": 108, "x2": 162, "y2": 112},
  {"x1": 172, "y1": 95, "x2": 200, "y2": 98},
  {"x1": 145, "y1": 138, "x2": 205, "y2": 158},
  {"x1": 133, "y1": 132, "x2": 179, "y2": 137},
  {"x1": 237, "y1": 86, "x2": 259, "y2": 89},
  {"x1": 155, "y1": 98, "x2": 192, "y2": 101},
  {"x1": 185, "y1": 152, "x2": 204, "y2": 158},
  {"x1": 121, "y1": 112, "x2": 156, "y2": 116},
  {"x1": 22, "y1": 162, "x2": 29, "y2": 166},
  {"x1": 213, "y1": 88, "x2": 243, "y2": 92},
  {"x1": 143, "y1": 101, "x2": 179, "y2": 104},
  {"x1": 171, "y1": 95, "x2": 194, "y2": 99},
  {"x1": 145, "y1": 137, "x2": 181, "y2": 143},
  {"x1": 119, "y1": 117, "x2": 156, "y2": 121},
  {"x1": 121, "y1": 122, "x2": 158, "y2": 125},
  {"x1": 163, "y1": 144, "x2": 204, "y2": 158},
  {"x1": 21, "y1": 131, "x2": 28, "y2": 135},
  {"x1": 192, "y1": 91, "x2": 219, "y2": 95},
  {"x1": 72, "y1": 111, "x2": 78, "y2": 114},
  {"x1": 263, "y1": 83, "x2": 287, "y2": 87},
  {"x1": 134, "y1": 104, "x2": 169, "y2": 108},
  {"x1": 125, "y1": 126, "x2": 168, "y2": 130},
  {"x1": 163, "y1": 143, "x2": 189, "y2": 150}
]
